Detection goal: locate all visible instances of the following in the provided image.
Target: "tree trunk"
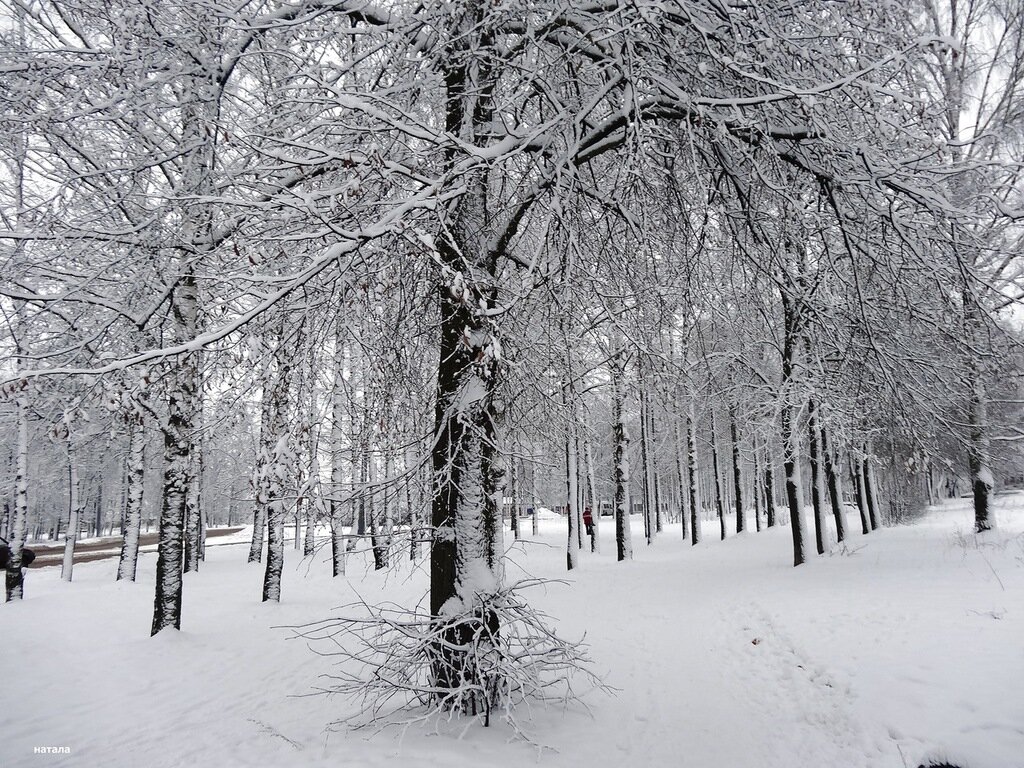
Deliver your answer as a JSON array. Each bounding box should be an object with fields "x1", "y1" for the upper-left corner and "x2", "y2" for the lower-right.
[
  {"x1": 764, "y1": 456, "x2": 777, "y2": 529},
  {"x1": 647, "y1": 391, "x2": 663, "y2": 535},
  {"x1": 566, "y1": 411, "x2": 579, "y2": 571},
  {"x1": 424, "y1": 10, "x2": 514, "y2": 712},
  {"x1": 710, "y1": 412, "x2": 726, "y2": 541},
  {"x1": 967, "y1": 371, "x2": 995, "y2": 532},
  {"x1": 153, "y1": 43, "x2": 212, "y2": 630},
  {"x1": 808, "y1": 398, "x2": 826, "y2": 555},
  {"x1": 585, "y1": 438, "x2": 599, "y2": 553},
  {"x1": 199, "y1": 508, "x2": 207, "y2": 562},
  {"x1": 852, "y1": 456, "x2": 871, "y2": 535},
  {"x1": 368, "y1": 451, "x2": 387, "y2": 571},
  {"x1": 248, "y1": 376, "x2": 274, "y2": 564},
  {"x1": 151, "y1": 336, "x2": 196, "y2": 634},
  {"x1": 532, "y1": 488, "x2": 539, "y2": 536},
  {"x1": 4, "y1": 129, "x2": 30, "y2": 601},
  {"x1": 780, "y1": 292, "x2": 808, "y2": 566},
  {"x1": 481, "y1": 394, "x2": 505, "y2": 577},
  {"x1": 4, "y1": 391, "x2": 28, "y2": 602},
  {"x1": 261, "y1": 343, "x2": 292, "y2": 603},
  {"x1": 428, "y1": 283, "x2": 503, "y2": 611},
  {"x1": 611, "y1": 339, "x2": 633, "y2": 562},
  {"x1": 94, "y1": 483, "x2": 104, "y2": 540},
  {"x1": 116, "y1": 412, "x2": 146, "y2": 582},
  {"x1": 408, "y1": 450, "x2": 421, "y2": 561},
  {"x1": 5, "y1": 459, "x2": 27, "y2": 598},
  {"x1": 820, "y1": 422, "x2": 847, "y2": 543},
  {"x1": 509, "y1": 456, "x2": 520, "y2": 541},
  {"x1": 303, "y1": 465, "x2": 316, "y2": 559},
  {"x1": 640, "y1": 389, "x2": 652, "y2": 544},
  {"x1": 730, "y1": 406, "x2": 744, "y2": 534},
  {"x1": 863, "y1": 456, "x2": 880, "y2": 531},
  {"x1": 330, "y1": 329, "x2": 349, "y2": 576},
  {"x1": 6, "y1": 381, "x2": 30, "y2": 601},
  {"x1": 261, "y1": 488, "x2": 286, "y2": 602},
  {"x1": 782, "y1": 422, "x2": 807, "y2": 566},
  {"x1": 576, "y1": 433, "x2": 585, "y2": 550},
  {"x1": 687, "y1": 406, "x2": 701, "y2": 545},
  {"x1": 752, "y1": 448, "x2": 763, "y2": 532},
  {"x1": 674, "y1": 412, "x2": 690, "y2": 541},
  {"x1": 184, "y1": 415, "x2": 203, "y2": 573},
  {"x1": 653, "y1": 453, "x2": 663, "y2": 535},
  {"x1": 61, "y1": 426, "x2": 81, "y2": 583}
]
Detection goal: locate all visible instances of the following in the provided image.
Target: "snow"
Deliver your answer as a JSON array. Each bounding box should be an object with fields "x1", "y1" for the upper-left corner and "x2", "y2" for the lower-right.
[
  {"x1": 532, "y1": 506, "x2": 560, "y2": 520},
  {"x1": 2, "y1": 499, "x2": 1023, "y2": 768}
]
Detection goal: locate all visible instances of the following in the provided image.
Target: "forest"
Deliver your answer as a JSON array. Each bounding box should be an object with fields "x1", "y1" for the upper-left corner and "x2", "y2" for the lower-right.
[{"x1": 2, "y1": 1, "x2": 1024, "y2": 766}]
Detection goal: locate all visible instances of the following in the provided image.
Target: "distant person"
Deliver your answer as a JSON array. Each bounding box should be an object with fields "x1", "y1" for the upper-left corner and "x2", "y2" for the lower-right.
[{"x1": 583, "y1": 507, "x2": 594, "y2": 536}]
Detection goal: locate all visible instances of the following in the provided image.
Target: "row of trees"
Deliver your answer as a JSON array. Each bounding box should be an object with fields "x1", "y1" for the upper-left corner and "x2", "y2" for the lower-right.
[{"x1": 2, "y1": 0, "x2": 1023, "y2": 719}]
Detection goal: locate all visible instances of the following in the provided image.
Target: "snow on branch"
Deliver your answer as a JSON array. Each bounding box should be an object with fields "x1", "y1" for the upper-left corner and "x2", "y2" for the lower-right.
[{"x1": 285, "y1": 579, "x2": 608, "y2": 738}]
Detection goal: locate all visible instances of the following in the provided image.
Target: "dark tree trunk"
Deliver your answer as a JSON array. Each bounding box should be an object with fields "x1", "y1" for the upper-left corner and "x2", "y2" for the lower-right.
[
  {"x1": 863, "y1": 458, "x2": 880, "y2": 531},
  {"x1": 429, "y1": 277, "x2": 467, "y2": 615},
  {"x1": 820, "y1": 422, "x2": 847, "y2": 543},
  {"x1": 753, "y1": 448, "x2": 763, "y2": 532},
  {"x1": 764, "y1": 460, "x2": 777, "y2": 529},
  {"x1": 481, "y1": 401, "x2": 504, "y2": 573},
  {"x1": 531, "y1": 457, "x2": 539, "y2": 538},
  {"x1": 808, "y1": 398, "x2": 826, "y2": 555},
  {"x1": 575, "y1": 433, "x2": 585, "y2": 550},
  {"x1": 730, "y1": 406, "x2": 744, "y2": 534},
  {"x1": 640, "y1": 389, "x2": 652, "y2": 544},
  {"x1": 780, "y1": 292, "x2": 808, "y2": 566},
  {"x1": 94, "y1": 484, "x2": 104, "y2": 540},
  {"x1": 782, "y1": 431, "x2": 805, "y2": 565},
  {"x1": 710, "y1": 413, "x2": 726, "y2": 541},
  {"x1": 585, "y1": 439, "x2": 599, "y2": 553},
  {"x1": 967, "y1": 379, "x2": 994, "y2": 532},
  {"x1": 510, "y1": 457, "x2": 520, "y2": 541},
  {"x1": 428, "y1": 217, "x2": 503, "y2": 617},
  {"x1": 852, "y1": 456, "x2": 871, "y2": 535},
  {"x1": 367, "y1": 451, "x2": 387, "y2": 571},
  {"x1": 674, "y1": 413, "x2": 689, "y2": 541},
  {"x1": 964, "y1": 293, "x2": 995, "y2": 532},
  {"x1": 611, "y1": 340, "x2": 633, "y2": 561},
  {"x1": 300, "y1": 406, "x2": 316, "y2": 557},
  {"x1": 649, "y1": 394, "x2": 663, "y2": 534},
  {"x1": 566, "y1": 428, "x2": 579, "y2": 570},
  {"x1": 408, "y1": 456, "x2": 420, "y2": 561},
  {"x1": 687, "y1": 408, "x2": 701, "y2": 545}
]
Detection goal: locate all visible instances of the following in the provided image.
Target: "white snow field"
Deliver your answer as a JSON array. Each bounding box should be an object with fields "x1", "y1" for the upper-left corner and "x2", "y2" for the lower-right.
[{"x1": 2, "y1": 496, "x2": 1022, "y2": 768}]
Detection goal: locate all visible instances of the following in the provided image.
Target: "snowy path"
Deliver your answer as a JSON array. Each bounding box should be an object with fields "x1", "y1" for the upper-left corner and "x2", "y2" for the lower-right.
[{"x1": 1, "y1": 500, "x2": 1022, "y2": 768}]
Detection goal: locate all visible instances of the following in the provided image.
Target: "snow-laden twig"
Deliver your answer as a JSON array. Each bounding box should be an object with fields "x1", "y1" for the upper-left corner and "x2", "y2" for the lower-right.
[{"x1": 284, "y1": 579, "x2": 609, "y2": 741}]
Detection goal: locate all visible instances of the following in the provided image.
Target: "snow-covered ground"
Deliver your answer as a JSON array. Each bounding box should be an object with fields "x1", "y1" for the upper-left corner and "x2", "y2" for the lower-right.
[{"x1": 2, "y1": 497, "x2": 1022, "y2": 768}]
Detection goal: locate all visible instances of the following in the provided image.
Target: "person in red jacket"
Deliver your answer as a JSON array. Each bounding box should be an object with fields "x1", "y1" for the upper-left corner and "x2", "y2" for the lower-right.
[{"x1": 582, "y1": 507, "x2": 594, "y2": 536}]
